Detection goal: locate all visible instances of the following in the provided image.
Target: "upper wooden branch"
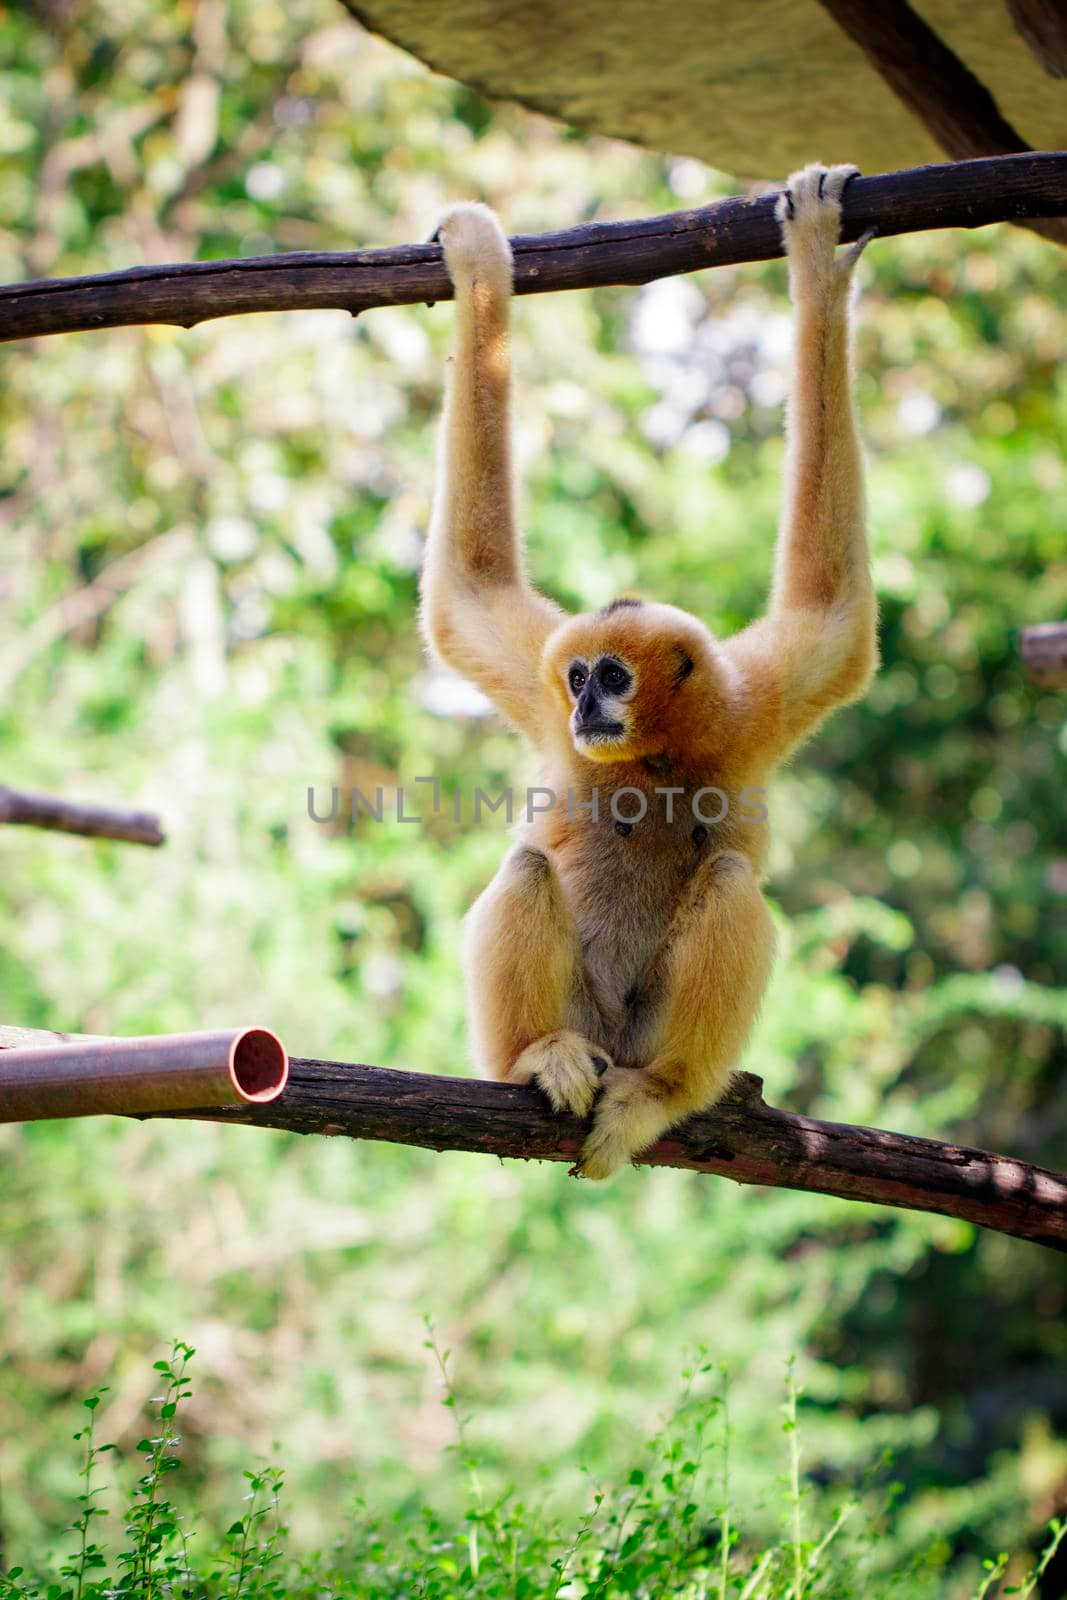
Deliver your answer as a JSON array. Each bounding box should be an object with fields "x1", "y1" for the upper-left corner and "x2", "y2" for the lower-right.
[{"x1": 0, "y1": 154, "x2": 1064, "y2": 346}]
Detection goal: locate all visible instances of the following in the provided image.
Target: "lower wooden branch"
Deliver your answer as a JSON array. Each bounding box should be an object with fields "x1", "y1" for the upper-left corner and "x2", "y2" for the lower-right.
[
  {"x1": 4, "y1": 1027, "x2": 1063, "y2": 1249},
  {"x1": 193, "y1": 1056, "x2": 1067, "y2": 1252}
]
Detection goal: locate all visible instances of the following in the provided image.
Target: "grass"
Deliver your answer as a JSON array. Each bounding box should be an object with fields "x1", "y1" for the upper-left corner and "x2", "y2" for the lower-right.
[{"x1": 2, "y1": 1339, "x2": 1062, "y2": 1600}]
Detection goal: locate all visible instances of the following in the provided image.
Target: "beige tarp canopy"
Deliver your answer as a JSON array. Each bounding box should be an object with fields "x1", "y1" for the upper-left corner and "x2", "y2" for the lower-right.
[{"x1": 342, "y1": 0, "x2": 1065, "y2": 178}]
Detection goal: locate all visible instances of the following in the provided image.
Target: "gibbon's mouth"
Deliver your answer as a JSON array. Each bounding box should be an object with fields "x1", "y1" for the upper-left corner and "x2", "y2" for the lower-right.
[{"x1": 574, "y1": 719, "x2": 625, "y2": 740}]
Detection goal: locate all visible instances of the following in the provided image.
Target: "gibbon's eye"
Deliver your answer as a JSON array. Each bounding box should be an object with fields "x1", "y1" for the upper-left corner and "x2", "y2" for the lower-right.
[
  {"x1": 568, "y1": 664, "x2": 587, "y2": 695},
  {"x1": 599, "y1": 661, "x2": 631, "y2": 694}
]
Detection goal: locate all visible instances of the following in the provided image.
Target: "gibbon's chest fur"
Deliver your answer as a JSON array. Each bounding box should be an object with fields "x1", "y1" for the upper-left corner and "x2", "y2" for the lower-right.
[{"x1": 528, "y1": 753, "x2": 769, "y2": 1042}]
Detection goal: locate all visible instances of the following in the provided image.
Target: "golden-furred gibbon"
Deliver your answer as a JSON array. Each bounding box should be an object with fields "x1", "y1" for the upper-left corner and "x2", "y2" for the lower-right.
[{"x1": 421, "y1": 165, "x2": 877, "y2": 1178}]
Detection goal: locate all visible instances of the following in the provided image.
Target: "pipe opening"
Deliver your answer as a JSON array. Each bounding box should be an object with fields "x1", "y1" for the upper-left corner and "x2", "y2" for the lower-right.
[{"x1": 229, "y1": 1029, "x2": 288, "y2": 1101}]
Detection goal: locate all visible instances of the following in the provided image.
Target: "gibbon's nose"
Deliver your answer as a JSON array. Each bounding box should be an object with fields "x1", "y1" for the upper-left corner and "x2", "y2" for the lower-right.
[{"x1": 576, "y1": 686, "x2": 599, "y2": 722}]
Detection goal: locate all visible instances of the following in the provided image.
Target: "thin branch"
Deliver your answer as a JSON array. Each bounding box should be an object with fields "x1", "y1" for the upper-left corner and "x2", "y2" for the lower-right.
[
  {"x1": 0, "y1": 786, "x2": 165, "y2": 846},
  {"x1": 0, "y1": 154, "x2": 1065, "y2": 346},
  {"x1": 813, "y1": 0, "x2": 1067, "y2": 247},
  {"x1": 2, "y1": 1027, "x2": 1062, "y2": 1249}
]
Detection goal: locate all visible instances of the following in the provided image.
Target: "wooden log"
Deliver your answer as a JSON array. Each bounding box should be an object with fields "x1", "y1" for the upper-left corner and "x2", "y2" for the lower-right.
[
  {"x1": 1006, "y1": 0, "x2": 1067, "y2": 78},
  {"x1": 813, "y1": 0, "x2": 1067, "y2": 248},
  {"x1": 0, "y1": 154, "x2": 1065, "y2": 346},
  {"x1": 4, "y1": 1028, "x2": 1061, "y2": 1250},
  {"x1": 816, "y1": 0, "x2": 1032, "y2": 159},
  {"x1": 1021, "y1": 621, "x2": 1067, "y2": 687},
  {"x1": 0, "y1": 785, "x2": 165, "y2": 846}
]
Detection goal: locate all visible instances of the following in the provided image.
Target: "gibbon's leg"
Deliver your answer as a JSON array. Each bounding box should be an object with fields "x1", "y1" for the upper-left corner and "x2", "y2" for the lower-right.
[
  {"x1": 464, "y1": 845, "x2": 612, "y2": 1117},
  {"x1": 577, "y1": 853, "x2": 776, "y2": 1180}
]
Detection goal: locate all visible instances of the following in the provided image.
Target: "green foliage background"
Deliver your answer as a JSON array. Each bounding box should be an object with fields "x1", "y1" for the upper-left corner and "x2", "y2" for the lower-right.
[{"x1": 0, "y1": 1, "x2": 1065, "y2": 1592}]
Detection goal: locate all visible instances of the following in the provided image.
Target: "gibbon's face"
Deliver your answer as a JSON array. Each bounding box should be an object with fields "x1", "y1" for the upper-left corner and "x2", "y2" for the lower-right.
[{"x1": 542, "y1": 598, "x2": 717, "y2": 764}]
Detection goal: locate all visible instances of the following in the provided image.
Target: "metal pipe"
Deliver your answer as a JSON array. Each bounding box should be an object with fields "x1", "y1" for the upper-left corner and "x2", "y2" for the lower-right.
[{"x1": 0, "y1": 1027, "x2": 288, "y2": 1122}]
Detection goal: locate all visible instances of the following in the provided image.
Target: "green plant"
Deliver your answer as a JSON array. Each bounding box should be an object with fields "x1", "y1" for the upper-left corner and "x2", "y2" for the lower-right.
[
  {"x1": 115, "y1": 1341, "x2": 195, "y2": 1598},
  {"x1": 58, "y1": 1388, "x2": 114, "y2": 1600},
  {"x1": 3, "y1": 1346, "x2": 1062, "y2": 1600}
]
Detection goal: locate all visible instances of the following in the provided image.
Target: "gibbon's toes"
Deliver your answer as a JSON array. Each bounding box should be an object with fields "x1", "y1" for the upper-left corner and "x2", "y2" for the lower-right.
[
  {"x1": 516, "y1": 1031, "x2": 611, "y2": 1118},
  {"x1": 574, "y1": 1120, "x2": 630, "y2": 1181},
  {"x1": 435, "y1": 201, "x2": 513, "y2": 293},
  {"x1": 571, "y1": 1066, "x2": 645, "y2": 1179}
]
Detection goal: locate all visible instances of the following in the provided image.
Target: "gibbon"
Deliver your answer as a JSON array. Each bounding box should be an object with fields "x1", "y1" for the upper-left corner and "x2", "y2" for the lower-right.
[{"x1": 420, "y1": 164, "x2": 878, "y2": 1179}]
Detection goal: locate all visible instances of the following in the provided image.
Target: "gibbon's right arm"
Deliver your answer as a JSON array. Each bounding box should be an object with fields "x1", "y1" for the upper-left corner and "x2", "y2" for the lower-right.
[
  {"x1": 420, "y1": 204, "x2": 565, "y2": 743},
  {"x1": 723, "y1": 164, "x2": 878, "y2": 772}
]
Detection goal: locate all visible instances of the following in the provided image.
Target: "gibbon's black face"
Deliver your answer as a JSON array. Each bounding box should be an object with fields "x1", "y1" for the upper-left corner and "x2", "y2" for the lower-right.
[{"x1": 567, "y1": 654, "x2": 635, "y2": 752}]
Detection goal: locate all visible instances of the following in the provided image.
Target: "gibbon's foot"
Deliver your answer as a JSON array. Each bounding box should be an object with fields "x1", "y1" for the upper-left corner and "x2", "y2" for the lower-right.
[
  {"x1": 573, "y1": 1064, "x2": 668, "y2": 1181},
  {"x1": 513, "y1": 1031, "x2": 613, "y2": 1119},
  {"x1": 777, "y1": 162, "x2": 873, "y2": 285},
  {"x1": 435, "y1": 201, "x2": 512, "y2": 296}
]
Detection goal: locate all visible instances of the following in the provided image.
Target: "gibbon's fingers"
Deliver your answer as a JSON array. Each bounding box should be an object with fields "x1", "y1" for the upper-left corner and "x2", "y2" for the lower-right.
[
  {"x1": 843, "y1": 225, "x2": 878, "y2": 271},
  {"x1": 512, "y1": 1032, "x2": 613, "y2": 1119},
  {"x1": 777, "y1": 163, "x2": 867, "y2": 293},
  {"x1": 436, "y1": 202, "x2": 513, "y2": 299},
  {"x1": 776, "y1": 161, "x2": 859, "y2": 225}
]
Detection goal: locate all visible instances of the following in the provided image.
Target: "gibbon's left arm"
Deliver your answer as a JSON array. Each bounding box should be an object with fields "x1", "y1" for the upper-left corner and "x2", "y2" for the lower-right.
[
  {"x1": 724, "y1": 164, "x2": 878, "y2": 768},
  {"x1": 421, "y1": 204, "x2": 565, "y2": 744}
]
